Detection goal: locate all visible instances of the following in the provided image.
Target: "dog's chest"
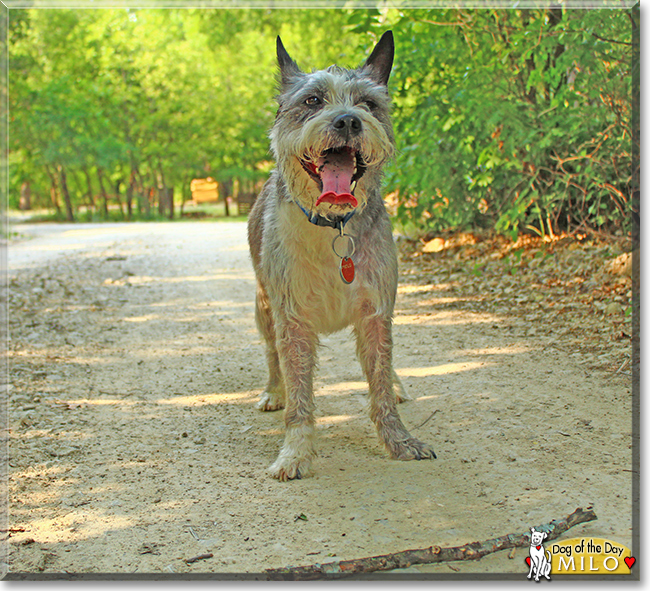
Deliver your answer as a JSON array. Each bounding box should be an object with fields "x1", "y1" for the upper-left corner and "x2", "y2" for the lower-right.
[{"x1": 272, "y1": 208, "x2": 358, "y2": 332}]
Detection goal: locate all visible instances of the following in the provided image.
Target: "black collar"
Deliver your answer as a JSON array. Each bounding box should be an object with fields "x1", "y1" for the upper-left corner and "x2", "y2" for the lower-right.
[{"x1": 295, "y1": 201, "x2": 356, "y2": 231}]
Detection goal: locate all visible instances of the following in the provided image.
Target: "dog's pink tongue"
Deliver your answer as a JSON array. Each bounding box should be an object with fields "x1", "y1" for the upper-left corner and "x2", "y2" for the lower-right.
[{"x1": 315, "y1": 151, "x2": 358, "y2": 207}]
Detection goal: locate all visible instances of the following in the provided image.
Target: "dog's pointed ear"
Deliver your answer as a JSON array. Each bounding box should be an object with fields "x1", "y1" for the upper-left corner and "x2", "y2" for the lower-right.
[
  {"x1": 277, "y1": 36, "x2": 301, "y2": 87},
  {"x1": 361, "y1": 30, "x2": 394, "y2": 86}
]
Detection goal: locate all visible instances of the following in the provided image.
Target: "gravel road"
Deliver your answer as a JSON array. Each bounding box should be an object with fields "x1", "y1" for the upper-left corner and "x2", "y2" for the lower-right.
[{"x1": 4, "y1": 221, "x2": 634, "y2": 578}]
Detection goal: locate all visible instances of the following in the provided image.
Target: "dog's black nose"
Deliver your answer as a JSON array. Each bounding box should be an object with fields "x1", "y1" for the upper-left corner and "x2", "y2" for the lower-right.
[{"x1": 333, "y1": 114, "x2": 362, "y2": 138}]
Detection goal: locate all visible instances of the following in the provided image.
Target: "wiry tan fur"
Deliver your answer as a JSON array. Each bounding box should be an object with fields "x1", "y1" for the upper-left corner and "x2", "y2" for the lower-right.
[{"x1": 248, "y1": 32, "x2": 435, "y2": 480}]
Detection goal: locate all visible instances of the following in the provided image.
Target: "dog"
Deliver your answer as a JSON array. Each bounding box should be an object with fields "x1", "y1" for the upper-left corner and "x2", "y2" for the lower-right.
[
  {"x1": 527, "y1": 528, "x2": 552, "y2": 581},
  {"x1": 247, "y1": 31, "x2": 436, "y2": 481}
]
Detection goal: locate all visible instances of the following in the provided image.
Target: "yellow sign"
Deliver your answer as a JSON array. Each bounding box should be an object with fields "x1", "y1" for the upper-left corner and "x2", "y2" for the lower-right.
[{"x1": 548, "y1": 538, "x2": 634, "y2": 575}]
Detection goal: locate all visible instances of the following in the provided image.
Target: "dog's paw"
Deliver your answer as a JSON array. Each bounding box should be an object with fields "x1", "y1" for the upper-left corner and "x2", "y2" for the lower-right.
[
  {"x1": 256, "y1": 390, "x2": 285, "y2": 411},
  {"x1": 268, "y1": 456, "x2": 312, "y2": 481},
  {"x1": 389, "y1": 437, "x2": 437, "y2": 461}
]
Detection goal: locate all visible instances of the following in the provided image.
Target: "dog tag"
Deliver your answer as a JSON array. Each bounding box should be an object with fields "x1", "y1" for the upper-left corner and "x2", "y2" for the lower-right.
[
  {"x1": 332, "y1": 229, "x2": 355, "y2": 284},
  {"x1": 340, "y1": 256, "x2": 355, "y2": 284}
]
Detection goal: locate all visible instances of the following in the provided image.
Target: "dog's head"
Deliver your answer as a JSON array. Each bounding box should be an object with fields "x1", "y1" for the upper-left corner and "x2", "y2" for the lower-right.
[
  {"x1": 530, "y1": 528, "x2": 548, "y2": 547},
  {"x1": 270, "y1": 32, "x2": 395, "y2": 222}
]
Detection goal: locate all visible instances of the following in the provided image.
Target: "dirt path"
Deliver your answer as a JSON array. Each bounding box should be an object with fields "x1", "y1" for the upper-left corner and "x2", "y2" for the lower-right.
[{"x1": 4, "y1": 221, "x2": 634, "y2": 578}]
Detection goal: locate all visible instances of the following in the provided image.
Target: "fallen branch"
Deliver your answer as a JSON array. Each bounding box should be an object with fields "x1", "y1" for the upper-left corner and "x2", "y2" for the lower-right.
[
  {"x1": 0, "y1": 528, "x2": 26, "y2": 533},
  {"x1": 265, "y1": 506, "x2": 597, "y2": 580},
  {"x1": 185, "y1": 553, "x2": 213, "y2": 564}
]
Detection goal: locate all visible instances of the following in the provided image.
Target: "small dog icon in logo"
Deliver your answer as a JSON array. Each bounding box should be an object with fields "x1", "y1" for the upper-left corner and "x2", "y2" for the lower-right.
[{"x1": 527, "y1": 527, "x2": 552, "y2": 582}]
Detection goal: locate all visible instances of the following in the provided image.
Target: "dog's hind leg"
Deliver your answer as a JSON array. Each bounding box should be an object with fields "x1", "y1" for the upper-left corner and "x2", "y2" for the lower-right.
[
  {"x1": 355, "y1": 308, "x2": 436, "y2": 461},
  {"x1": 254, "y1": 283, "x2": 286, "y2": 411},
  {"x1": 268, "y1": 316, "x2": 318, "y2": 481}
]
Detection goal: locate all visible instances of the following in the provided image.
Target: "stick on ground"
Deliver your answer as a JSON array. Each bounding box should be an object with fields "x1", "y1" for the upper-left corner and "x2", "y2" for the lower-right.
[
  {"x1": 184, "y1": 553, "x2": 213, "y2": 564},
  {"x1": 265, "y1": 506, "x2": 597, "y2": 580}
]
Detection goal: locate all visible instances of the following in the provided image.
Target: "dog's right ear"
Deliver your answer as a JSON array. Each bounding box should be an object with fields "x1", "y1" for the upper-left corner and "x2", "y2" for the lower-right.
[{"x1": 277, "y1": 36, "x2": 301, "y2": 88}]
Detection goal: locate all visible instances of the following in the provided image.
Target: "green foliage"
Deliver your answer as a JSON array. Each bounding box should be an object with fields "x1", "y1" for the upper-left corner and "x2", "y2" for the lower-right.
[
  {"x1": 9, "y1": 8, "x2": 355, "y2": 217},
  {"x1": 383, "y1": 7, "x2": 636, "y2": 238},
  {"x1": 9, "y1": 7, "x2": 636, "y2": 238}
]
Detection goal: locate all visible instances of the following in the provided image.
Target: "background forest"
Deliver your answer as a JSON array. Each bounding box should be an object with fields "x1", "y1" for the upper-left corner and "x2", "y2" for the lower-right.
[{"x1": 9, "y1": 6, "x2": 639, "y2": 239}]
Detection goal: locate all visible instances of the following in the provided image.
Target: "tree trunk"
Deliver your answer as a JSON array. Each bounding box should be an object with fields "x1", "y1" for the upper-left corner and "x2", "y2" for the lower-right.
[
  {"x1": 114, "y1": 179, "x2": 125, "y2": 218},
  {"x1": 57, "y1": 165, "x2": 75, "y2": 222},
  {"x1": 19, "y1": 182, "x2": 31, "y2": 210},
  {"x1": 82, "y1": 167, "x2": 95, "y2": 211},
  {"x1": 126, "y1": 168, "x2": 137, "y2": 219},
  {"x1": 44, "y1": 165, "x2": 62, "y2": 215},
  {"x1": 180, "y1": 175, "x2": 192, "y2": 216},
  {"x1": 221, "y1": 178, "x2": 232, "y2": 217},
  {"x1": 134, "y1": 167, "x2": 146, "y2": 215},
  {"x1": 126, "y1": 180, "x2": 133, "y2": 219},
  {"x1": 158, "y1": 187, "x2": 165, "y2": 216},
  {"x1": 97, "y1": 167, "x2": 109, "y2": 219},
  {"x1": 166, "y1": 187, "x2": 174, "y2": 220},
  {"x1": 157, "y1": 167, "x2": 167, "y2": 216},
  {"x1": 144, "y1": 186, "x2": 153, "y2": 216}
]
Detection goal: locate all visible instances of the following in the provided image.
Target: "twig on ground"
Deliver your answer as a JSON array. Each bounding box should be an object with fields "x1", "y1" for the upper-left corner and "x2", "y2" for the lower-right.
[
  {"x1": 614, "y1": 357, "x2": 631, "y2": 375},
  {"x1": 0, "y1": 528, "x2": 26, "y2": 533},
  {"x1": 185, "y1": 553, "x2": 213, "y2": 564},
  {"x1": 413, "y1": 409, "x2": 439, "y2": 430},
  {"x1": 265, "y1": 507, "x2": 597, "y2": 580}
]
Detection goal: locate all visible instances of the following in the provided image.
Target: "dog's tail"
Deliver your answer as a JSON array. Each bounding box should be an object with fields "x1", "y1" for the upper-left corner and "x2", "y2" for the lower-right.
[{"x1": 545, "y1": 550, "x2": 552, "y2": 564}]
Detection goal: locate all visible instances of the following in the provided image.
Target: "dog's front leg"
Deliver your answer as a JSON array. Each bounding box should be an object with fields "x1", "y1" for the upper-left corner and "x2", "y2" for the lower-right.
[
  {"x1": 254, "y1": 283, "x2": 286, "y2": 411},
  {"x1": 355, "y1": 309, "x2": 436, "y2": 460},
  {"x1": 268, "y1": 316, "x2": 318, "y2": 481}
]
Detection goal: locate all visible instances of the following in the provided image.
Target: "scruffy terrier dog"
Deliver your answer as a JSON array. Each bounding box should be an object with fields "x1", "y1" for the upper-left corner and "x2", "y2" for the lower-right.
[{"x1": 248, "y1": 31, "x2": 436, "y2": 480}]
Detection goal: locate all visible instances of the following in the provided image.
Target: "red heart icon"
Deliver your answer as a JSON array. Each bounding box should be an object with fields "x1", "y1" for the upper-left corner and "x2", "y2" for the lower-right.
[
  {"x1": 525, "y1": 557, "x2": 531, "y2": 566},
  {"x1": 624, "y1": 556, "x2": 636, "y2": 569},
  {"x1": 536, "y1": 545, "x2": 541, "y2": 550}
]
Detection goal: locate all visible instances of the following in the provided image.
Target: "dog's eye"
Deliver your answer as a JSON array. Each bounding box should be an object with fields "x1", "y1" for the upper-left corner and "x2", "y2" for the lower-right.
[
  {"x1": 305, "y1": 96, "x2": 321, "y2": 106},
  {"x1": 363, "y1": 99, "x2": 377, "y2": 110}
]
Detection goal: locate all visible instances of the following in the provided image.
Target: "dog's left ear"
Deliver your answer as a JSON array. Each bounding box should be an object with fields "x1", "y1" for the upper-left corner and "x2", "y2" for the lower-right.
[{"x1": 361, "y1": 30, "x2": 394, "y2": 86}]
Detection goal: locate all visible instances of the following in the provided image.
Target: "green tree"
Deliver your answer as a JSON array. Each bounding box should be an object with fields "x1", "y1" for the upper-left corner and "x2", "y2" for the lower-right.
[{"x1": 384, "y1": 7, "x2": 635, "y2": 239}]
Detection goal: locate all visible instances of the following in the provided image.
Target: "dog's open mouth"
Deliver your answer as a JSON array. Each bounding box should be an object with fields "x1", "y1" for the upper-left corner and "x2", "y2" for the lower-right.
[{"x1": 300, "y1": 147, "x2": 366, "y2": 208}]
